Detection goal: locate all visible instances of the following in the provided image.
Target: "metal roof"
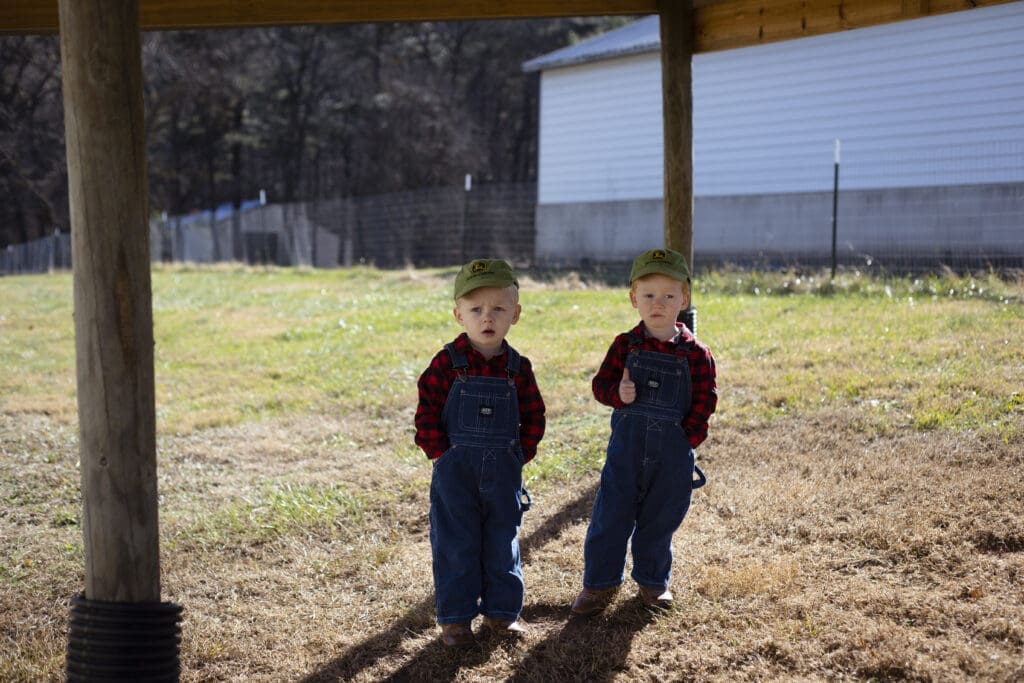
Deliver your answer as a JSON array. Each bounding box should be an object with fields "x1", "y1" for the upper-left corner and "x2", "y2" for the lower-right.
[{"x1": 523, "y1": 15, "x2": 659, "y2": 72}]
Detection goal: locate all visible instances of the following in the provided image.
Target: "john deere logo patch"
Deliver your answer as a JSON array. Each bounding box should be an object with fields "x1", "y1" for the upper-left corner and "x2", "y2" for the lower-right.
[
  {"x1": 471, "y1": 261, "x2": 488, "y2": 274},
  {"x1": 652, "y1": 250, "x2": 667, "y2": 261}
]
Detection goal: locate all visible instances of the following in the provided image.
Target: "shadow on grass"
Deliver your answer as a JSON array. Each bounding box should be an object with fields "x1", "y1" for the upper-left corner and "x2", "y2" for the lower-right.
[
  {"x1": 520, "y1": 479, "x2": 598, "y2": 563},
  {"x1": 378, "y1": 635, "x2": 504, "y2": 683},
  {"x1": 298, "y1": 480, "x2": 600, "y2": 682},
  {"x1": 296, "y1": 601, "x2": 436, "y2": 682},
  {"x1": 509, "y1": 601, "x2": 657, "y2": 683}
]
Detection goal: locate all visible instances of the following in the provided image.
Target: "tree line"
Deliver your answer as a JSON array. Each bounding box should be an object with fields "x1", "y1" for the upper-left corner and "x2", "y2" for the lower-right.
[{"x1": 0, "y1": 17, "x2": 627, "y2": 249}]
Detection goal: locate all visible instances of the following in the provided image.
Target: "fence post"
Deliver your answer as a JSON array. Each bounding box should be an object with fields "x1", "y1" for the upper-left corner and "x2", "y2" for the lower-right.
[
  {"x1": 311, "y1": 219, "x2": 318, "y2": 268},
  {"x1": 831, "y1": 139, "x2": 840, "y2": 280},
  {"x1": 460, "y1": 173, "x2": 472, "y2": 262}
]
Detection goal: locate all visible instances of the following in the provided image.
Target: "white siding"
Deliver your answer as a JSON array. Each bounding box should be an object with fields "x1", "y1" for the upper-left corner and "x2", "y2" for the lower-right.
[
  {"x1": 536, "y1": 1, "x2": 1024, "y2": 202},
  {"x1": 537, "y1": 53, "x2": 664, "y2": 203}
]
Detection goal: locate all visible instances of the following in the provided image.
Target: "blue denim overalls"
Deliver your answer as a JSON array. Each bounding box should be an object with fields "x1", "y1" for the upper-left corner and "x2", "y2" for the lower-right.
[
  {"x1": 429, "y1": 343, "x2": 531, "y2": 624},
  {"x1": 583, "y1": 332, "x2": 707, "y2": 591}
]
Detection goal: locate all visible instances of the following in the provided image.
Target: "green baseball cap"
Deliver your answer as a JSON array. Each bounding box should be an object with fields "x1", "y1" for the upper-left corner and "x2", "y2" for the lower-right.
[
  {"x1": 453, "y1": 259, "x2": 519, "y2": 300},
  {"x1": 629, "y1": 248, "x2": 691, "y2": 284}
]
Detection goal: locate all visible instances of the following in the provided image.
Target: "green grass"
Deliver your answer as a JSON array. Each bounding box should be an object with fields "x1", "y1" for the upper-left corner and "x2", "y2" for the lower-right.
[
  {"x1": 700, "y1": 291, "x2": 1022, "y2": 434},
  {"x1": 1, "y1": 264, "x2": 1022, "y2": 443},
  {"x1": 176, "y1": 482, "x2": 369, "y2": 549}
]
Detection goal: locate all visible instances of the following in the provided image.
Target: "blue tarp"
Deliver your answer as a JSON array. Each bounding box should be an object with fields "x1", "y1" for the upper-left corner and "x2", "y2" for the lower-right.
[{"x1": 174, "y1": 198, "x2": 264, "y2": 227}]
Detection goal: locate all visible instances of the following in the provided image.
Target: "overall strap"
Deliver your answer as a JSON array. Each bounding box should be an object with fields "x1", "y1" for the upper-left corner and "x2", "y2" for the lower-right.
[
  {"x1": 627, "y1": 329, "x2": 645, "y2": 354},
  {"x1": 505, "y1": 345, "x2": 521, "y2": 376},
  {"x1": 692, "y1": 464, "x2": 708, "y2": 489},
  {"x1": 444, "y1": 343, "x2": 468, "y2": 377}
]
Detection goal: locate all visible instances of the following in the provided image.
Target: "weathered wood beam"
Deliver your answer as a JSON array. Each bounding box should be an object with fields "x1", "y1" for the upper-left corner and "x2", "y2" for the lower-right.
[
  {"x1": 60, "y1": 0, "x2": 161, "y2": 603},
  {"x1": 659, "y1": 0, "x2": 695, "y2": 272},
  {"x1": 4, "y1": 0, "x2": 1014, "y2": 40},
  {"x1": 3, "y1": 0, "x2": 657, "y2": 34}
]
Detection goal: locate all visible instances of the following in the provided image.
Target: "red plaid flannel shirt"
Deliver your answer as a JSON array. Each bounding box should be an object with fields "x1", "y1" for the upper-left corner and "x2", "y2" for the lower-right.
[
  {"x1": 592, "y1": 322, "x2": 717, "y2": 449},
  {"x1": 415, "y1": 333, "x2": 546, "y2": 461}
]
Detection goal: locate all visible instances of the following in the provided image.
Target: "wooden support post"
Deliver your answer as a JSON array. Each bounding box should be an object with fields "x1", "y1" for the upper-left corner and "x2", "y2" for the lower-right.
[
  {"x1": 658, "y1": 0, "x2": 695, "y2": 271},
  {"x1": 59, "y1": 0, "x2": 161, "y2": 603}
]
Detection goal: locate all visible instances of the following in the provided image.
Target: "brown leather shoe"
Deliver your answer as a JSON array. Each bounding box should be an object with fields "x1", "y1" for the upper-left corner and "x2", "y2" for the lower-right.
[
  {"x1": 440, "y1": 622, "x2": 475, "y2": 647},
  {"x1": 482, "y1": 616, "x2": 527, "y2": 635},
  {"x1": 638, "y1": 585, "x2": 673, "y2": 610},
  {"x1": 570, "y1": 586, "x2": 618, "y2": 616}
]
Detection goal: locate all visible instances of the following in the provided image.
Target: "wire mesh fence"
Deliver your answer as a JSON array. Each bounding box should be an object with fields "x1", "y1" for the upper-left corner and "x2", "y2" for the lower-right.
[
  {"x1": 691, "y1": 140, "x2": 1024, "y2": 273},
  {"x1": 2, "y1": 150, "x2": 1022, "y2": 276},
  {"x1": 141, "y1": 183, "x2": 537, "y2": 271},
  {"x1": 1, "y1": 231, "x2": 71, "y2": 275},
  {"x1": 693, "y1": 182, "x2": 1023, "y2": 273}
]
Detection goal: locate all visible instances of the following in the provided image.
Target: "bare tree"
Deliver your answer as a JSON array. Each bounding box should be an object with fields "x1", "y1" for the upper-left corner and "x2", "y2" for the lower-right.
[
  {"x1": 0, "y1": 35, "x2": 66, "y2": 246},
  {"x1": 0, "y1": 17, "x2": 629, "y2": 248}
]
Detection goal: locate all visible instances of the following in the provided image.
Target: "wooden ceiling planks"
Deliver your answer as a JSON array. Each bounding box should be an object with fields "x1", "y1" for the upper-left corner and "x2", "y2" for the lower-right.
[
  {"x1": 0, "y1": 0, "x2": 1016, "y2": 50},
  {"x1": 2, "y1": 0, "x2": 655, "y2": 34},
  {"x1": 693, "y1": 0, "x2": 1015, "y2": 52}
]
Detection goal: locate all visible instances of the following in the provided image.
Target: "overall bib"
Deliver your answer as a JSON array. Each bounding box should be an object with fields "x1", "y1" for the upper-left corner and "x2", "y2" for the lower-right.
[
  {"x1": 429, "y1": 344, "x2": 531, "y2": 624},
  {"x1": 583, "y1": 335, "x2": 707, "y2": 591}
]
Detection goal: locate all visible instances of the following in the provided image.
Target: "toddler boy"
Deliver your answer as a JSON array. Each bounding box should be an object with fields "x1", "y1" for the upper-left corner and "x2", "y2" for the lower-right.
[
  {"x1": 572, "y1": 248, "x2": 717, "y2": 615},
  {"x1": 415, "y1": 259, "x2": 545, "y2": 646}
]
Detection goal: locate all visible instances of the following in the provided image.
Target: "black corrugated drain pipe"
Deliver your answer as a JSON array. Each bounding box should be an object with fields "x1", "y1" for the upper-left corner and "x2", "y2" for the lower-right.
[{"x1": 66, "y1": 593, "x2": 183, "y2": 682}]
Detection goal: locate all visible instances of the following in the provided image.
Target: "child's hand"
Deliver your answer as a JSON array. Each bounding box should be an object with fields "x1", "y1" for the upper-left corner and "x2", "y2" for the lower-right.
[{"x1": 619, "y1": 368, "x2": 636, "y2": 404}]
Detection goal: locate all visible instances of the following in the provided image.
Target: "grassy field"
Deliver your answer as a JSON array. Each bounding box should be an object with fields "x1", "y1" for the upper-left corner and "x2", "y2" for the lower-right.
[{"x1": 1, "y1": 264, "x2": 1022, "y2": 682}]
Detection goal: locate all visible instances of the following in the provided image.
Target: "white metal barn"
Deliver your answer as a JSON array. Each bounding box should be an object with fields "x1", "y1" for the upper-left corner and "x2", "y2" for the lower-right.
[{"x1": 524, "y1": 2, "x2": 1024, "y2": 269}]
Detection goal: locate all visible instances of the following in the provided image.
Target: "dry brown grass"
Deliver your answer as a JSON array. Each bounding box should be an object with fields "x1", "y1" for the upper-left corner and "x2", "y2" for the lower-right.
[
  {"x1": 3, "y1": 268, "x2": 1022, "y2": 681},
  {"x1": 3, "y1": 406, "x2": 1022, "y2": 682}
]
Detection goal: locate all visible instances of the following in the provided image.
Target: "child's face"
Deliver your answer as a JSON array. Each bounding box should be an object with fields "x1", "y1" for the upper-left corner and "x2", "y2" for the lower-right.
[
  {"x1": 453, "y1": 285, "x2": 521, "y2": 358},
  {"x1": 630, "y1": 273, "x2": 690, "y2": 341}
]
